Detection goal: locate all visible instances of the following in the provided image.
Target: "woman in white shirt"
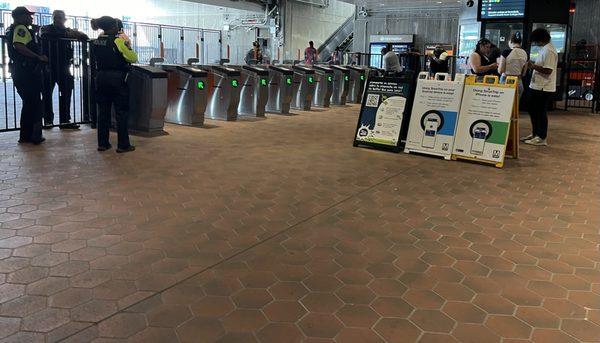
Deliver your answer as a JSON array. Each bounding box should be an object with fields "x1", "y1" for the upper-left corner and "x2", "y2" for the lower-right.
[{"x1": 498, "y1": 32, "x2": 528, "y2": 98}]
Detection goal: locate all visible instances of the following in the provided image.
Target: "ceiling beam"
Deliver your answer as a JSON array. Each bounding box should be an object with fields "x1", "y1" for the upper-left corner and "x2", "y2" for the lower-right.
[{"x1": 182, "y1": 0, "x2": 265, "y2": 13}]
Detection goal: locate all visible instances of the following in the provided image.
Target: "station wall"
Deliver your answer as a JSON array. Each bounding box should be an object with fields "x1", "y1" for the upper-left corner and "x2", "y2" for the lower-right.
[
  {"x1": 353, "y1": 8, "x2": 460, "y2": 54},
  {"x1": 282, "y1": 0, "x2": 354, "y2": 61}
]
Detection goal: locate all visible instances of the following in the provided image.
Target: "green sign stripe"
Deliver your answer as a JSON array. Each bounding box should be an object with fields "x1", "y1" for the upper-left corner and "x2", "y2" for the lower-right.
[{"x1": 487, "y1": 121, "x2": 509, "y2": 145}]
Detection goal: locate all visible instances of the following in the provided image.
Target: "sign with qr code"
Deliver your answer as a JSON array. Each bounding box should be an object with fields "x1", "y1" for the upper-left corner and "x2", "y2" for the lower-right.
[
  {"x1": 404, "y1": 72, "x2": 466, "y2": 160},
  {"x1": 365, "y1": 94, "x2": 380, "y2": 107},
  {"x1": 354, "y1": 75, "x2": 415, "y2": 152}
]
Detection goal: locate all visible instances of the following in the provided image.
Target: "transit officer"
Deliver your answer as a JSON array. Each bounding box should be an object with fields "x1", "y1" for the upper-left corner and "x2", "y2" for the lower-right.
[
  {"x1": 91, "y1": 16, "x2": 137, "y2": 153},
  {"x1": 40, "y1": 10, "x2": 88, "y2": 129},
  {"x1": 6, "y1": 6, "x2": 47, "y2": 144}
]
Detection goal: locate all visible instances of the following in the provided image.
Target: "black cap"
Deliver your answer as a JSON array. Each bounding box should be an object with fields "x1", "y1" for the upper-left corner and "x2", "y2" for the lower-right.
[
  {"x1": 12, "y1": 6, "x2": 34, "y2": 17},
  {"x1": 91, "y1": 16, "x2": 117, "y2": 31}
]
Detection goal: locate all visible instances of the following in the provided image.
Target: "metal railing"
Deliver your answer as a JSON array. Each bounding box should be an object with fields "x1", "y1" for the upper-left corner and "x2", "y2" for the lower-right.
[
  {"x1": 0, "y1": 36, "x2": 91, "y2": 131},
  {"x1": 343, "y1": 52, "x2": 459, "y2": 78},
  {"x1": 0, "y1": 11, "x2": 223, "y2": 132},
  {"x1": 0, "y1": 11, "x2": 222, "y2": 65}
]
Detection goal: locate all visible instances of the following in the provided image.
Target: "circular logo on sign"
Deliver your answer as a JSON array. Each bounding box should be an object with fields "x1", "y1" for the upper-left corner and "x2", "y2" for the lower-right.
[
  {"x1": 469, "y1": 120, "x2": 493, "y2": 139},
  {"x1": 420, "y1": 110, "x2": 444, "y2": 131}
]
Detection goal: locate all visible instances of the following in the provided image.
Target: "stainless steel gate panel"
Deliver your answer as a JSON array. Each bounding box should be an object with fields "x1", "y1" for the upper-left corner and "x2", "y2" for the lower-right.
[
  {"x1": 330, "y1": 65, "x2": 350, "y2": 106},
  {"x1": 347, "y1": 65, "x2": 367, "y2": 104},
  {"x1": 312, "y1": 65, "x2": 334, "y2": 108},
  {"x1": 266, "y1": 66, "x2": 294, "y2": 114},
  {"x1": 291, "y1": 65, "x2": 316, "y2": 111},
  {"x1": 161, "y1": 65, "x2": 208, "y2": 126},
  {"x1": 205, "y1": 65, "x2": 241, "y2": 121},
  {"x1": 238, "y1": 66, "x2": 269, "y2": 117}
]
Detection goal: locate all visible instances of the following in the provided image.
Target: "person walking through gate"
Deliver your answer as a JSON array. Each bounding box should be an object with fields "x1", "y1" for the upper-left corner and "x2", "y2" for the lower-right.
[
  {"x1": 40, "y1": 10, "x2": 88, "y2": 129},
  {"x1": 6, "y1": 7, "x2": 47, "y2": 144},
  {"x1": 91, "y1": 16, "x2": 137, "y2": 153}
]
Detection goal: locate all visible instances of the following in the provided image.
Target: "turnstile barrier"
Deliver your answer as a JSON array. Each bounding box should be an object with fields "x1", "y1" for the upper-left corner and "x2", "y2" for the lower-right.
[
  {"x1": 161, "y1": 65, "x2": 208, "y2": 126},
  {"x1": 312, "y1": 65, "x2": 334, "y2": 108},
  {"x1": 290, "y1": 65, "x2": 316, "y2": 111},
  {"x1": 266, "y1": 66, "x2": 294, "y2": 114},
  {"x1": 330, "y1": 65, "x2": 350, "y2": 106},
  {"x1": 128, "y1": 65, "x2": 168, "y2": 132},
  {"x1": 347, "y1": 65, "x2": 368, "y2": 104},
  {"x1": 238, "y1": 66, "x2": 270, "y2": 117},
  {"x1": 204, "y1": 65, "x2": 242, "y2": 121}
]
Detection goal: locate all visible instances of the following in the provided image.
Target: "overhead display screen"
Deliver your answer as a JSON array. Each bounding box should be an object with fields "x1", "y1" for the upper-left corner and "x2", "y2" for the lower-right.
[{"x1": 479, "y1": 0, "x2": 526, "y2": 20}]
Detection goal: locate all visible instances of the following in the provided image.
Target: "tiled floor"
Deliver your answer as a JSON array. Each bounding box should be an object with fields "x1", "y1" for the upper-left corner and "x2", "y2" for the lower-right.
[{"x1": 0, "y1": 105, "x2": 598, "y2": 343}]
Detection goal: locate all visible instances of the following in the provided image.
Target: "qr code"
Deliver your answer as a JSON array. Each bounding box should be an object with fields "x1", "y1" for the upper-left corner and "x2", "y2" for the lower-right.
[{"x1": 365, "y1": 94, "x2": 380, "y2": 107}]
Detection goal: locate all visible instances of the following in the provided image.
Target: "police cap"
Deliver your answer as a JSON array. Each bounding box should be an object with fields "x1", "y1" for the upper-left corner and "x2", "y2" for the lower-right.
[
  {"x1": 91, "y1": 16, "x2": 117, "y2": 31},
  {"x1": 12, "y1": 6, "x2": 34, "y2": 18}
]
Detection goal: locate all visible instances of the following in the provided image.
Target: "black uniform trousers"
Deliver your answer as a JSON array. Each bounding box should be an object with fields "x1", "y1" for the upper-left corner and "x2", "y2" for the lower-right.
[
  {"x1": 528, "y1": 89, "x2": 551, "y2": 140},
  {"x1": 42, "y1": 66, "x2": 74, "y2": 125},
  {"x1": 96, "y1": 70, "x2": 131, "y2": 149},
  {"x1": 13, "y1": 67, "x2": 43, "y2": 143}
]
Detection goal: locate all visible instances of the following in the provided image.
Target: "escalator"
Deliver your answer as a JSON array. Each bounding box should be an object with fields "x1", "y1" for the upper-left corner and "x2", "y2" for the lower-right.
[{"x1": 317, "y1": 15, "x2": 354, "y2": 62}]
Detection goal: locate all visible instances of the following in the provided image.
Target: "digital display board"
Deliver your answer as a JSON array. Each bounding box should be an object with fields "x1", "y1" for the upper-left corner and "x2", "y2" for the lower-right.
[{"x1": 479, "y1": 0, "x2": 526, "y2": 20}]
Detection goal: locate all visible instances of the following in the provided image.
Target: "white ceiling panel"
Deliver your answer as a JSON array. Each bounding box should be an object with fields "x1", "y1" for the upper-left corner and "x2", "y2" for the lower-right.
[{"x1": 343, "y1": 0, "x2": 463, "y2": 10}]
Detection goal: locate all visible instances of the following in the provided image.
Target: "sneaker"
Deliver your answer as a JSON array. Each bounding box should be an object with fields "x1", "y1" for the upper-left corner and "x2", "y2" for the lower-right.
[
  {"x1": 116, "y1": 145, "x2": 135, "y2": 153},
  {"x1": 520, "y1": 133, "x2": 535, "y2": 142},
  {"x1": 59, "y1": 123, "x2": 80, "y2": 130},
  {"x1": 97, "y1": 144, "x2": 112, "y2": 152},
  {"x1": 524, "y1": 136, "x2": 548, "y2": 146}
]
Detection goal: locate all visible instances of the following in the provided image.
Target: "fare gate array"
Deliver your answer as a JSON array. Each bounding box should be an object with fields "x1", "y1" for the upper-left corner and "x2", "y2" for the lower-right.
[
  {"x1": 110, "y1": 61, "x2": 371, "y2": 131},
  {"x1": 0, "y1": 41, "x2": 370, "y2": 135}
]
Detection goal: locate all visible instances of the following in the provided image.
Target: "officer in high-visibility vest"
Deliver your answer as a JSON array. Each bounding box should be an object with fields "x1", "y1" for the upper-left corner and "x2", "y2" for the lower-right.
[
  {"x1": 91, "y1": 16, "x2": 137, "y2": 153},
  {"x1": 6, "y1": 6, "x2": 48, "y2": 144}
]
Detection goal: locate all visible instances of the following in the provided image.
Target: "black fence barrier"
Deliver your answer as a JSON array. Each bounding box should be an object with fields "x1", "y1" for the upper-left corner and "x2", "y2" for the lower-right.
[
  {"x1": 0, "y1": 11, "x2": 222, "y2": 133},
  {"x1": 0, "y1": 36, "x2": 91, "y2": 132},
  {"x1": 342, "y1": 52, "x2": 462, "y2": 79}
]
